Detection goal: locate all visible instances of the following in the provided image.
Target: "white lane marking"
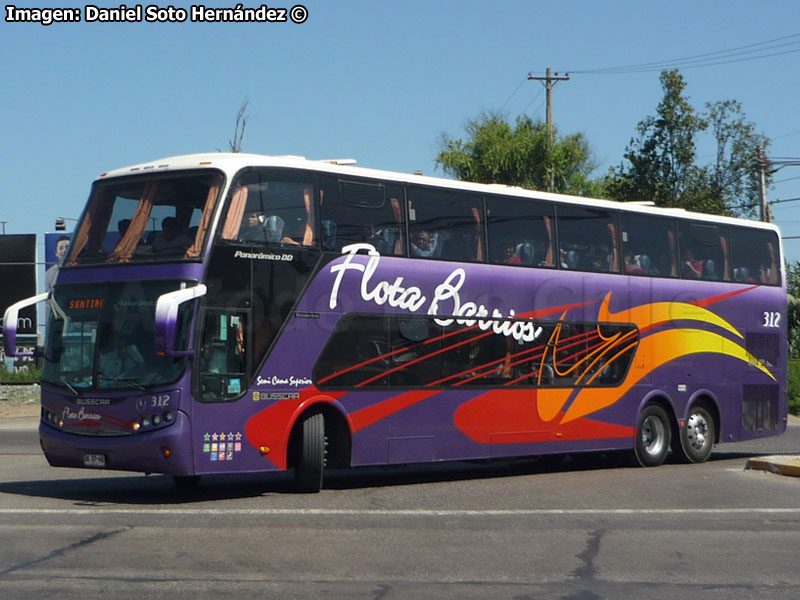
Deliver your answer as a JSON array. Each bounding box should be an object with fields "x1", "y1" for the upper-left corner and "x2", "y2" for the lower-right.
[{"x1": 1, "y1": 508, "x2": 800, "y2": 517}]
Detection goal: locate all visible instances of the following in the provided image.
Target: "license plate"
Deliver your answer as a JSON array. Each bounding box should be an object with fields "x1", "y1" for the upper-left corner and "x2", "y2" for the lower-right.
[{"x1": 83, "y1": 453, "x2": 106, "y2": 468}]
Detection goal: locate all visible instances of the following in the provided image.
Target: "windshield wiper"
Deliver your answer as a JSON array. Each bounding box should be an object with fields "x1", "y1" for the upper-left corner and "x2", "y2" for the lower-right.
[
  {"x1": 97, "y1": 373, "x2": 146, "y2": 392},
  {"x1": 60, "y1": 379, "x2": 79, "y2": 396}
]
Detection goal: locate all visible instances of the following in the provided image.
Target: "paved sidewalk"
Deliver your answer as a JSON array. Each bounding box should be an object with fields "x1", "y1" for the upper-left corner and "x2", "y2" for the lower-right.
[
  {"x1": 745, "y1": 455, "x2": 800, "y2": 477},
  {"x1": 0, "y1": 413, "x2": 39, "y2": 431}
]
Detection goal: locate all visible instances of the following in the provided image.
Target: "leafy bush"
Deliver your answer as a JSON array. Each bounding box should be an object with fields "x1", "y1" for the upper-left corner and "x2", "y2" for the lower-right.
[
  {"x1": 0, "y1": 364, "x2": 41, "y2": 384},
  {"x1": 789, "y1": 360, "x2": 800, "y2": 416}
]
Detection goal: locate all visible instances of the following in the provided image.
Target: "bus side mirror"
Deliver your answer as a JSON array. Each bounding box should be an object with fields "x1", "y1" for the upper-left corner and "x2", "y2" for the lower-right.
[
  {"x1": 154, "y1": 284, "x2": 207, "y2": 357},
  {"x1": 2, "y1": 293, "x2": 49, "y2": 357}
]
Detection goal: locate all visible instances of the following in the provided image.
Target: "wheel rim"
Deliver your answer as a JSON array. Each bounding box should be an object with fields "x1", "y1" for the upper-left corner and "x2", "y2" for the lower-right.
[
  {"x1": 641, "y1": 415, "x2": 666, "y2": 456},
  {"x1": 685, "y1": 412, "x2": 709, "y2": 451}
]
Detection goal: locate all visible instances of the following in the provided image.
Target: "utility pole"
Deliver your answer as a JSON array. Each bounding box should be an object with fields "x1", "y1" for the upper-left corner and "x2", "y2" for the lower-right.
[
  {"x1": 757, "y1": 145, "x2": 770, "y2": 222},
  {"x1": 528, "y1": 67, "x2": 570, "y2": 191}
]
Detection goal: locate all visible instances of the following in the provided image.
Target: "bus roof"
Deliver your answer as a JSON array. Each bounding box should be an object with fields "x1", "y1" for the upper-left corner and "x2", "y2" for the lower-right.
[{"x1": 96, "y1": 152, "x2": 781, "y2": 234}]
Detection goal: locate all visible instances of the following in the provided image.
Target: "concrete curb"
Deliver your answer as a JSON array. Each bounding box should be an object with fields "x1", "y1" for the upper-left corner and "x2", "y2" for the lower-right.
[{"x1": 745, "y1": 456, "x2": 800, "y2": 478}]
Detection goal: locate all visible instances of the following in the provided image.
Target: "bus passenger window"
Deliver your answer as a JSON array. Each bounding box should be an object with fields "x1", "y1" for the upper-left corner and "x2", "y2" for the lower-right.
[
  {"x1": 220, "y1": 169, "x2": 314, "y2": 246},
  {"x1": 620, "y1": 213, "x2": 677, "y2": 277},
  {"x1": 407, "y1": 187, "x2": 484, "y2": 263},
  {"x1": 730, "y1": 227, "x2": 780, "y2": 285},
  {"x1": 557, "y1": 206, "x2": 619, "y2": 273},
  {"x1": 318, "y1": 176, "x2": 405, "y2": 255},
  {"x1": 486, "y1": 195, "x2": 555, "y2": 268},
  {"x1": 678, "y1": 222, "x2": 730, "y2": 282}
]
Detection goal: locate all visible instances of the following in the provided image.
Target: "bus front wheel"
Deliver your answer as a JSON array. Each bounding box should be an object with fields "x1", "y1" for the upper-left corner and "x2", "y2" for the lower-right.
[
  {"x1": 294, "y1": 412, "x2": 325, "y2": 493},
  {"x1": 633, "y1": 404, "x2": 671, "y2": 467}
]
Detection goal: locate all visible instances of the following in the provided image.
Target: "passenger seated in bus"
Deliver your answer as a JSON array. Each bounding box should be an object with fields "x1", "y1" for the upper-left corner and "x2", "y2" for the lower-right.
[
  {"x1": 152, "y1": 217, "x2": 193, "y2": 254},
  {"x1": 514, "y1": 242, "x2": 534, "y2": 265},
  {"x1": 624, "y1": 252, "x2": 645, "y2": 275},
  {"x1": 561, "y1": 249, "x2": 579, "y2": 270},
  {"x1": 589, "y1": 250, "x2": 607, "y2": 272},
  {"x1": 497, "y1": 242, "x2": 520, "y2": 265},
  {"x1": 113, "y1": 218, "x2": 142, "y2": 250},
  {"x1": 118, "y1": 219, "x2": 131, "y2": 237},
  {"x1": 411, "y1": 230, "x2": 440, "y2": 258},
  {"x1": 682, "y1": 249, "x2": 703, "y2": 279},
  {"x1": 240, "y1": 212, "x2": 265, "y2": 242}
]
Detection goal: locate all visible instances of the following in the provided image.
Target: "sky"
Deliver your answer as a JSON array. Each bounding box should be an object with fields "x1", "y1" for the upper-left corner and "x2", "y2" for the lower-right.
[{"x1": 3, "y1": 0, "x2": 800, "y2": 267}]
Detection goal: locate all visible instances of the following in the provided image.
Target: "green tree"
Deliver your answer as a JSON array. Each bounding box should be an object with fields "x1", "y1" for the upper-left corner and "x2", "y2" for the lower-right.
[
  {"x1": 702, "y1": 99, "x2": 768, "y2": 218},
  {"x1": 435, "y1": 112, "x2": 596, "y2": 195},
  {"x1": 788, "y1": 261, "x2": 800, "y2": 359},
  {"x1": 607, "y1": 70, "x2": 768, "y2": 217}
]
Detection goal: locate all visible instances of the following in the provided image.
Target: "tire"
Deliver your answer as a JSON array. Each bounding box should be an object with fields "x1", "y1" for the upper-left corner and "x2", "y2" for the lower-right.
[
  {"x1": 676, "y1": 404, "x2": 715, "y2": 464},
  {"x1": 294, "y1": 412, "x2": 325, "y2": 493},
  {"x1": 633, "y1": 404, "x2": 671, "y2": 467}
]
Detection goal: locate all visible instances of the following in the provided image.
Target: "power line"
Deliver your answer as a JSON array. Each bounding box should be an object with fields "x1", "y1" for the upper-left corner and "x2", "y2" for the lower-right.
[
  {"x1": 570, "y1": 33, "x2": 800, "y2": 74},
  {"x1": 520, "y1": 88, "x2": 544, "y2": 115},
  {"x1": 498, "y1": 78, "x2": 526, "y2": 113},
  {"x1": 772, "y1": 129, "x2": 800, "y2": 141},
  {"x1": 774, "y1": 175, "x2": 800, "y2": 184}
]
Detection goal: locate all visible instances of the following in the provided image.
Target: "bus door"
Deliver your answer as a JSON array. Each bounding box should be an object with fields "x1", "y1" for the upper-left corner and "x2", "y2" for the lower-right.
[{"x1": 197, "y1": 309, "x2": 249, "y2": 402}]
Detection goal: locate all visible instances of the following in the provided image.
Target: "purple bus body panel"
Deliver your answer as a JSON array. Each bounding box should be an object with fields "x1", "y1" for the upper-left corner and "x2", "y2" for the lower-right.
[{"x1": 39, "y1": 251, "x2": 786, "y2": 477}]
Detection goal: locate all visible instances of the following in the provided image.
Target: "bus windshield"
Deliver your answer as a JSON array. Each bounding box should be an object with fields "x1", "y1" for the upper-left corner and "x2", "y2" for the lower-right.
[
  {"x1": 66, "y1": 171, "x2": 223, "y2": 265},
  {"x1": 41, "y1": 281, "x2": 191, "y2": 391}
]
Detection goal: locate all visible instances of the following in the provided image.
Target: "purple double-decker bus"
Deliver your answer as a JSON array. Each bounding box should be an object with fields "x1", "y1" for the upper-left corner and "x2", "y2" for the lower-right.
[{"x1": 3, "y1": 153, "x2": 787, "y2": 492}]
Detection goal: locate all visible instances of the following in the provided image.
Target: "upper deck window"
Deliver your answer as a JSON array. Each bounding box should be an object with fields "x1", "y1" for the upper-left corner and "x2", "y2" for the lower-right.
[
  {"x1": 620, "y1": 213, "x2": 678, "y2": 277},
  {"x1": 407, "y1": 187, "x2": 484, "y2": 263},
  {"x1": 729, "y1": 226, "x2": 780, "y2": 285},
  {"x1": 678, "y1": 222, "x2": 730, "y2": 282},
  {"x1": 557, "y1": 206, "x2": 619, "y2": 273},
  {"x1": 486, "y1": 195, "x2": 555, "y2": 267},
  {"x1": 318, "y1": 175, "x2": 405, "y2": 255},
  {"x1": 220, "y1": 168, "x2": 314, "y2": 246},
  {"x1": 67, "y1": 171, "x2": 223, "y2": 265}
]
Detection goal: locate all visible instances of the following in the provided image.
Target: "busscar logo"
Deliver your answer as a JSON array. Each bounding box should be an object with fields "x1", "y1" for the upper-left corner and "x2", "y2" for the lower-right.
[{"x1": 253, "y1": 391, "x2": 300, "y2": 402}]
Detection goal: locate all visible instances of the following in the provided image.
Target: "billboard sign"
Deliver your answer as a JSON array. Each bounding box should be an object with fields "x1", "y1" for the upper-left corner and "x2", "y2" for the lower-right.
[
  {"x1": 0, "y1": 234, "x2": 38, "y2": 374},
  {"x1": 44, "y1": 232, "x2": 73, "y2": 292},
  {"x1": 0, "y1": 234, "x2": 37, "y2": 336}
]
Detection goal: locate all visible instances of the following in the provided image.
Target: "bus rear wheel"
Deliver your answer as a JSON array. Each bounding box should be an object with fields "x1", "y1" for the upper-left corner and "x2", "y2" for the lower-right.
[
  {"x1": 294, "y1": 412, "x2": 325, "y2": 493},
  {"x1": 633, "y1": 404, "x2": 671, "y2": 467},
  {"x1": 676, "y1": 404, "x2": 715, "y2": 464}
]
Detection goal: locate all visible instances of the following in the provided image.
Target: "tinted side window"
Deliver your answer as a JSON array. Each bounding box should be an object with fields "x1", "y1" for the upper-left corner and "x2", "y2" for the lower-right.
[
  {"x1": 730, "y1": 227, "x2": 780, "y2": 285},
  {"x1": 678, "y1": 222, "x2": 730, "y2": 281},
  {"x1": 620, "y1": 214, "x2": 678, "y2": 277},
  {"x1": 557, "y1": 206, "x2": 620, "y2": 273},
  {"x1": 486, "y1": 196, "x2": 555, "y2": 267},
  {"x1": 315, "y1": 314, "x2": 637, "y2": 389},
  {"x1": 407, "y1": 187, "x2": 484, "y2": 263},
  {"x1": 319, "y1": 176, "x2": 405, "y2": 255},
  {"x1": 220, "y1": 168, "x2": 314, "y2": 246}
]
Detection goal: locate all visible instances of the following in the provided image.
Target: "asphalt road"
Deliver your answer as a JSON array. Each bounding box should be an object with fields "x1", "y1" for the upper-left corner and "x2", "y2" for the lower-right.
[{"x1": 1, "y1": 424, "x2": 799, "y2": 599}]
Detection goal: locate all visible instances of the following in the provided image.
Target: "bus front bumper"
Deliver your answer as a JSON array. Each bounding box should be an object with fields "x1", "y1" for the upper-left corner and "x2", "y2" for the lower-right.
[{"x1": 38, "y1": 410, "x2": 195, "y2": 476}]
